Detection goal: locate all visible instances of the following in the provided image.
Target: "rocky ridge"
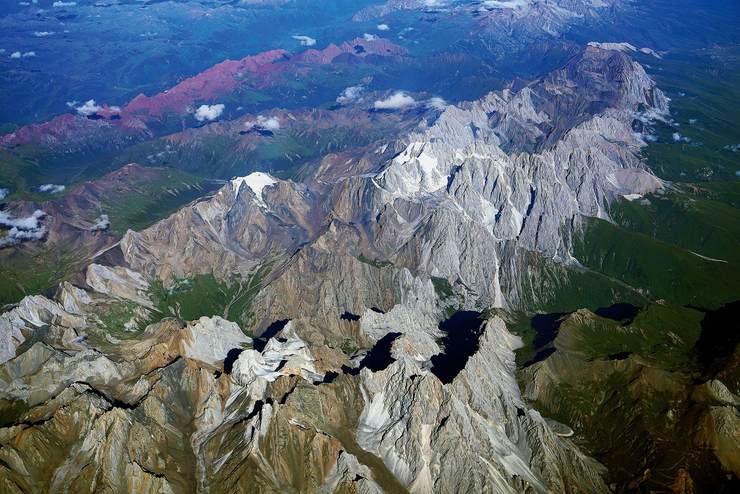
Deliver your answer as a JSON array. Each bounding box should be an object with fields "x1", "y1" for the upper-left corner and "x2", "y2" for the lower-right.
[{"x1": 1, "y1": 45, "x2": 674, "y2": 492}]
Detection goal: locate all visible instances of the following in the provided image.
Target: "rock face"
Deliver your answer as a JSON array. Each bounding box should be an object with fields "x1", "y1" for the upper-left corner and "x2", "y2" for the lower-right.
[
  {"x1": 0, "y1": 272, "x2": 609, "y2": 493},
  {"x1": 0, "y1": 46, "x2": 679, "y2": 492}
]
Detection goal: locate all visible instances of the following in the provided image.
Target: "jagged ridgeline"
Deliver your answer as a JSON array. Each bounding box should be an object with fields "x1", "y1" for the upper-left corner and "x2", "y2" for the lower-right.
[{"x1": 1, "y1": 37, "x2": 738, "y2": 494}]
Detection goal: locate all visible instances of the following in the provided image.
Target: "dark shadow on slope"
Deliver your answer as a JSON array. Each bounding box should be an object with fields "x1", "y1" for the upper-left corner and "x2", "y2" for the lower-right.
[
  {"x1": 223, "y1": 348, "x2": 244, "y2": 374},
  {"x1": 693, "y1": 299, "x2": 740, "y2": 376},
  {"x1": 531, "y1": 312, "x2": 569, "y2": 348},
  {"x1": 340, "y1": 311, "x2": 360, "y2": 321},
  {"x1": 342, "y1": 332, "x2": 402, "y2": 376},
  {"x1": 522, "y1": 312, "x2": 570, "y2": 367},
  {"x1": 595, "y1": 303, "x2": 640, "y2": 323},
  {"x1": 253, "y1": 319, "x2": 290, "y2": 352},
  {"x1": 430, "y1": 311, "x2": 484, "y2": 384}
]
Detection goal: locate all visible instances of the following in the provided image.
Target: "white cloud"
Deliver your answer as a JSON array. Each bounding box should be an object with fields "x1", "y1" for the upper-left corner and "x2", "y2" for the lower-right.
[
  {"x1": 90, "y1": 214, "x2": 110, "y2": 231},
  {"x1": 11, "y1": 51, "x2": 35, "y2": 59},
  {"x1": 74, "y1": 99, "x2": 102, "y2": 116},
  {"x1": 336, "y1": 85, "x2": 364, "y2": 105},
  {"x1": 0, "y1": 188, "x2": 8, "y2": 200},
  {"x1": 34, "y1": 31, "x2": 54, "y2": 37},
  {"x1": 53, "y1": 1, "x2": 77, "y2": 6},
  {"x1": 0, "y1": 209, "x2": 46, "y2": 247},
  {"x1": 373, "y1": 92, "x2": 416, "y2": 110},
  {"x1": 244, "y1": 115, "x2": 280, "y2": 131},
  {"x1": 377, "y1": 24, "x2": 390, "y2": 31},
  {"x1": 38, "y1": 184, "x2": 65, "y2": 194},
  {"x1": 363, "y1": 33, "x2": 377, "y2": 41},
  {"x1": 672, "y1": 132, "x2": 690, "y2": 143},
  {"x1": 292, "y1": 35, "x2": 316, "y2": 47},
  {"x1": 426, "y1": 97, "x2": 447, "y2": 110},
  {"x1": 194, "y1": 103, "x2": 225, "y2": 122}
]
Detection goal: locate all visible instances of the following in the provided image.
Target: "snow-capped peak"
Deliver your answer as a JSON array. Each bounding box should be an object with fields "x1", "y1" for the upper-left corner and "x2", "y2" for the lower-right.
[{"x1": 232, "y1": 172, "x2": 277, "y2": 206}]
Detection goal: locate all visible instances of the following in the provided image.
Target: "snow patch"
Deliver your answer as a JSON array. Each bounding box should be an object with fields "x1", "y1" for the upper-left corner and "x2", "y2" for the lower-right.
[{"x1": 231, "y1": 172, "x2": 277, "y2": 206}]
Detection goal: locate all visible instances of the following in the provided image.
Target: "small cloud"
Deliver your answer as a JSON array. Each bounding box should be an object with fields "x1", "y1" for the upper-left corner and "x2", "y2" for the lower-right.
[
  {"x1": 373, "y1": 92, "x2": 416, "y2": 111},
  {"x1": 34, "y1": 31, "x2": 54, "y2": 37},
  {"x1": 688, "y1": 118, "x2": 697, "y2": 125},
  {"x1": 426, "y1": 97, "x2": 447, "y2": 111},
  {"x1": 672, "y1": 132, "x2": 690, "y2": 143},
  {"x1": 11, "y1": 51, "x2": 35, "y2": 58},
  {"x1": 377, "y1": 24, "x2": 390, "y2": 31},
  {"x1": 336, "y1": 85, "x2": 364, "y2": 105},
  {"x1": 0, "y1": 188, "x2": 9, "y2": 200},
  {"x1": 74, "y1": 99, "x2": 102, "y2": 116},
  {"x1": 194, "y1": 103, "x2": 225, "y2": 122},
  {"x1": 292, "y1": 35, "x2": 316, "y2": 47},
  {"x1": 38, "y1": 184, "x2": 65, "y2": 194},
  {"x1": 53, "y1": 1, "x2": 76, "y2": 6},
  {"x1": 0, "y1": 209, "x2": 46, "y2": 248},
  {"x1": 363, "y1": 33, "x2": 377, "y2": 41},
  {"x1": 641, "y1": 133, "x2": 658, "y2": 142},
  {"x1": 244, "y1": 115, "x2": 280, "y2": 132},
  {"x1": 90, "y1": 214, "x2": 110, "y2": 231}
]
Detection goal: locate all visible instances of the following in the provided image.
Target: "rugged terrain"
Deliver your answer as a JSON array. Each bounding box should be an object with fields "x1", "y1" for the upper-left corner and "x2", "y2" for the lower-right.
[
  {"x1": 1, "y1": 1, "x2": 739, "y2": 492},
  {"x1": 2, "y1": 43, "x2": 737, "y2": 493}
]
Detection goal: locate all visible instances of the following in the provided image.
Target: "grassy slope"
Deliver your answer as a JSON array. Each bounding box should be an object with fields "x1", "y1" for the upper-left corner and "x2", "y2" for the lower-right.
[
  {"x1": 573, "y1": 213, "x2": 740, "y2": 309},
  {"x1": 99, "y1": 169, "x2": 222, "y2": 234},
  {"x1": 641, "y1": 46, "x2": 740, "y2": 182},
  {"x1": 609, "y1": 185, "x2": 740, "y2": 264},
  {"x1": 147, "y1": 266, "x2": 271, "y2": 333},
  {"x1": 0, "y1": 168, "x2": 220, "y2": 306},
  {"x1": 0, "y1": 247, "x2": 86, "y2": 307}
]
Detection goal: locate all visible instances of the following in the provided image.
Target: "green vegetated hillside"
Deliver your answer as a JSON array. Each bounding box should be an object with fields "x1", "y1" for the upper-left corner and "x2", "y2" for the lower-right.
[
  {"x1": 518, "y1": 300, "x2": 740, "y2": 493},
  {"x1": 643, "y1": 45, "x2": 740, "y2": 182},
  {"x1": 0, "y1": 167, "x2": 221, "y2": 306},
  {"x1": 98, "y1": 169, "x2": 222, "y2": 234},
  {"x1": 147, "y1": 268, "x2": 271, "y2": 332},
  {"x1": 79, "y1": 267, "x2": 272, "y2": 353},
  {"x1": 571, "y1": 171, "x2": 740, "y2": 312},
  {"x1": 0, "y1": 247, "x2": 85, "y2": 307}
]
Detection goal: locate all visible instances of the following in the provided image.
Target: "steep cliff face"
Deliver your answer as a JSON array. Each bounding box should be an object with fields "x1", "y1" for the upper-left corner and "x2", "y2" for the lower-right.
[{"x1": 0, "y1": 46, "x2": 676, "y2": 492}]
